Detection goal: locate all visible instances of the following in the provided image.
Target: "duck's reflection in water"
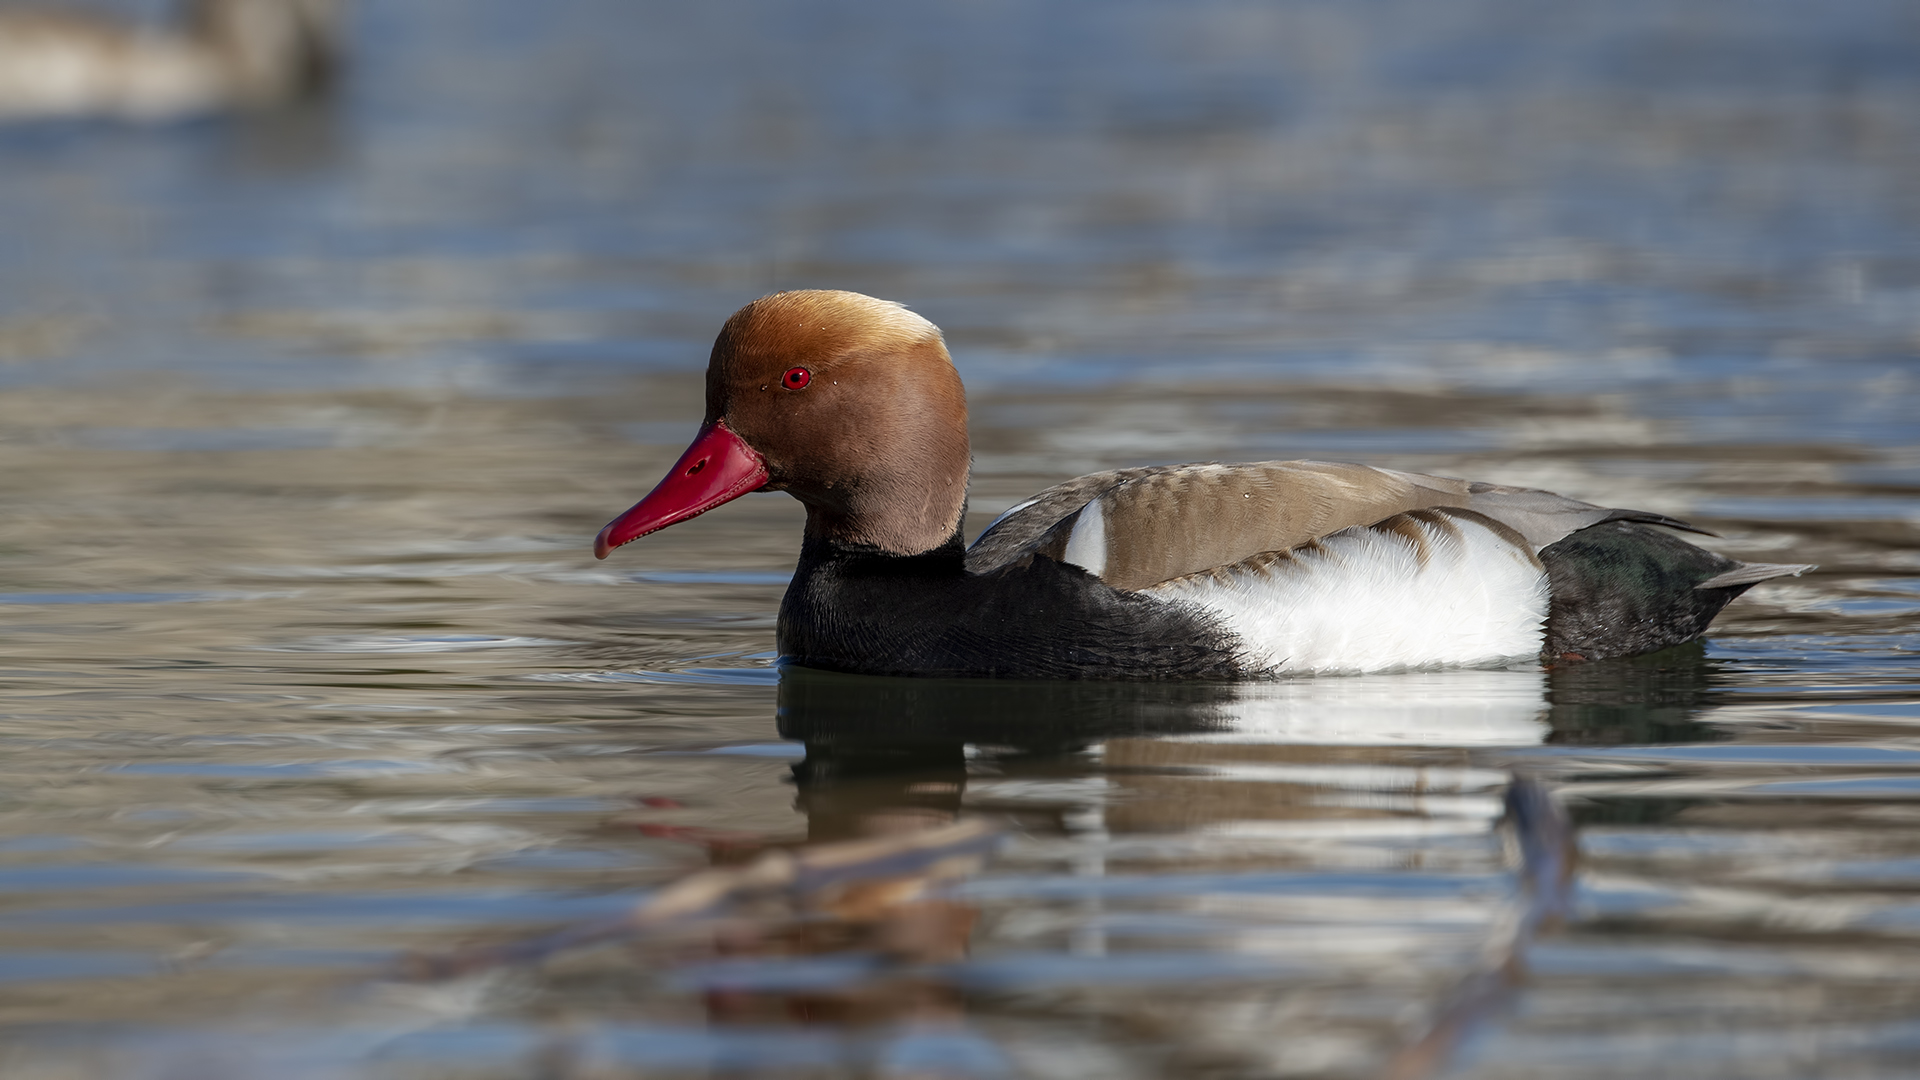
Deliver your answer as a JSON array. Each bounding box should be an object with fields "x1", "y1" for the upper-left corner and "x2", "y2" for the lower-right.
[
  {"x1": 780, "y1": 663, "x2": 1558, "y2": 861},
  {"x1": 1542, "y1": 641, "x2": 1725, "y2": 746},
  {"x1": 691, "y1": 652, "x2": 1720, "y2": 1057},
  {"x1": 779, "y1": 646, "x2": 1725, "y2": 855},
  {"x1": 782, "y1": 645, "x2": 1723, "y2": 804}
]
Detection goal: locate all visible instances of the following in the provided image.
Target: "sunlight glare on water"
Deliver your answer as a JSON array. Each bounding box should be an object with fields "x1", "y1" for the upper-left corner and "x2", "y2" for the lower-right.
[{"x1": 0, "y1": 0, "x2": 1917, "y2": 1077}]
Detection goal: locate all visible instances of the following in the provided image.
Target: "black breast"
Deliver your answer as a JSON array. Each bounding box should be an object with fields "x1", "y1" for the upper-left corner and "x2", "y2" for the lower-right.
[{"x1": 777, "y1": 534, "x2": 1243, "y2": 679}]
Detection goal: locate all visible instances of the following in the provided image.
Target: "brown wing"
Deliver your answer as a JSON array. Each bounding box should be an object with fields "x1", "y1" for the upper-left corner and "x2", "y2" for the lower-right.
[
  {"x1": 967, "y1": 461, "x2": 1471, "y2": 590},
  {"x1": 967, "y1": 461, "x2": 1707, "y2": 592}
]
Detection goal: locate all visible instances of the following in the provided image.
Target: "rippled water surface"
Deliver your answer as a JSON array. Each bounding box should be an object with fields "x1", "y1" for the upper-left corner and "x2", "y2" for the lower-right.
[{"x1": 2, "y1": 1, "x2": 1918, "y2": 1077}]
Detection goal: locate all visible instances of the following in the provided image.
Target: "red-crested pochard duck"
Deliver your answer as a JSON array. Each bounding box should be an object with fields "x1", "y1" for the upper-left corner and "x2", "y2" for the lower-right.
[
  {"x1": 595, "y1": 290, "x2": 1811, "y2": 679},
  {"x1": 0, "y1": 0, "x2": 338, "y2": 122}
]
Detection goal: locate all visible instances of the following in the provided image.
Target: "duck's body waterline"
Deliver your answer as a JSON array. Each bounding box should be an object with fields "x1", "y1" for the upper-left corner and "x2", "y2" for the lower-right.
[{"x1": 597, "y1": 290, "x2": 1811, "y2": 680}]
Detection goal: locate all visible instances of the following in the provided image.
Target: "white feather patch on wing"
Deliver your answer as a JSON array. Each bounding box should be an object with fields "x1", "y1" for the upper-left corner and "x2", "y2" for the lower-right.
[
  {"x1": 977, "y1": 495, "x2": 1043, "y2": 537},
  {"x1": 1060, "y1": 498, "x2": 1107, "y2": 578},
  {"x1": 1146, "y1": 511, "x2": 1549, "y2": 674}
]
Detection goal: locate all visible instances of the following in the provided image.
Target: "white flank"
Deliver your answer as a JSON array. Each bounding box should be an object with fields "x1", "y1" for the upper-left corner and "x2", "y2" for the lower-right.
[
  {"x1": 1060, "y1": 497, "x2": 1107, "y2": 577},
  {"x1": 1146, "y1": 513, "x2": 1549, "y2": 674}
]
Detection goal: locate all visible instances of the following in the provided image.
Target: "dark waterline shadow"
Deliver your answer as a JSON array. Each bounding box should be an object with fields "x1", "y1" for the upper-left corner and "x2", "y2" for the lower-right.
[
  {"x1": 779, "y1": 668, "x2": 1232, "y2": 842},
  {"x1": 779, "y1": 668, "x2": 1240, "y2": 843},
  {"x1": 780, "y1": 647, "x2": 1726, "y2": 760},
  {"x1": 1543, "y1": 641, "x2": 1730, "y2": 746},
  {"x1": 777, "y1": 666, "x2": 1236, "y2": 756}
]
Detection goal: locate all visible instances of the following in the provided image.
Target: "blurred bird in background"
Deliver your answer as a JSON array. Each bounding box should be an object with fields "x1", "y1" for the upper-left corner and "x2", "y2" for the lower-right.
[{"x1": 0, "y1": 0, "x2": 340, "y2": 121}]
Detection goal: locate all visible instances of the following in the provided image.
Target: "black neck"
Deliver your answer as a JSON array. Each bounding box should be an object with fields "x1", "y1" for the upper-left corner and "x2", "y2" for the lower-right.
[{"x1": 795, "y1": 526, "x2": 969, "y2": 578}]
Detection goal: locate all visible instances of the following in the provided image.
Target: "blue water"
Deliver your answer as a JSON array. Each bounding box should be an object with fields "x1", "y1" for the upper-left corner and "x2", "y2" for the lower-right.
[{"x1": 0, "y1": 1, "x2": 1916, "y2": 1077}]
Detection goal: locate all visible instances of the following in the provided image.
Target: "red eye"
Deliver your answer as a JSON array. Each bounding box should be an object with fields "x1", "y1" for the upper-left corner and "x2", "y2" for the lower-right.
[{"x1": 782, "y1": 367, "x2": 812, "y2": 390}]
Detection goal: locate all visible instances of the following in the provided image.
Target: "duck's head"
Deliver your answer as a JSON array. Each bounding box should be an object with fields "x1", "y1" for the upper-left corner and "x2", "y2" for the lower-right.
[{"x1": 595, "y1": 290, "x2": 970, "y2": 560}]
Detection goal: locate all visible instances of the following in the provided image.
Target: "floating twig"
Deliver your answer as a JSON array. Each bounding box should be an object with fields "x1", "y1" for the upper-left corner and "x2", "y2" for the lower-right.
[{"x1": 394, "y1": 817, "x2": 1005, "y2": 982}]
